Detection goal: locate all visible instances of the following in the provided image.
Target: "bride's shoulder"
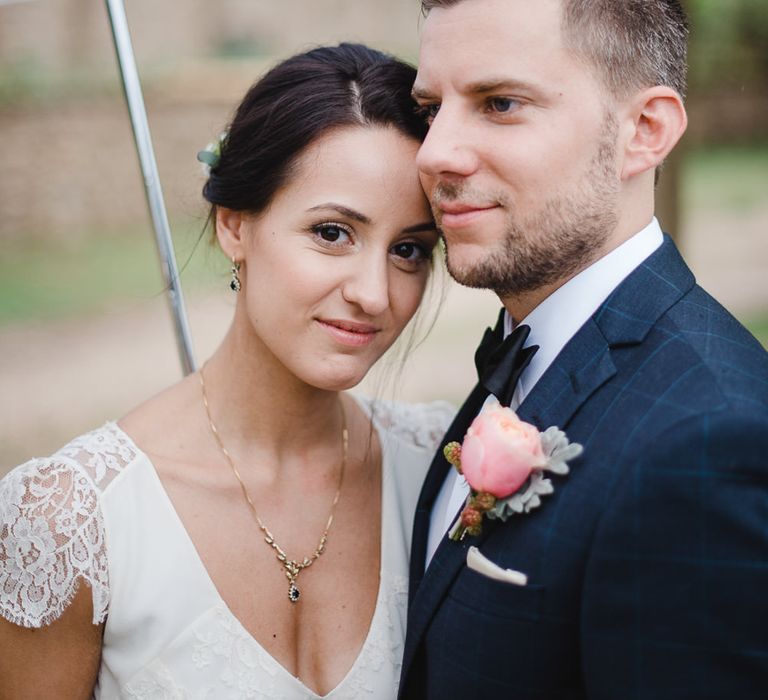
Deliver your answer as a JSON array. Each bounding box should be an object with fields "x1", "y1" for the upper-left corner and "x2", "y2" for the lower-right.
[
  {"x1": 352, "y1": 395, "x2": 456, "y2": 453},
  {"x1": 2, "y1": 422, "x2": 141, "y2": 501},
  {"x1": 0, "y1": 423, "x2": 138, "y2": 628}
]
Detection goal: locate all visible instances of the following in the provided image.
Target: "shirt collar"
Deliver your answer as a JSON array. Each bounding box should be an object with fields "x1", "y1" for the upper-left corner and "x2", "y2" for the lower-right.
[{"x1": 503, "y1": 217, "x2": 664, "y2": 401}]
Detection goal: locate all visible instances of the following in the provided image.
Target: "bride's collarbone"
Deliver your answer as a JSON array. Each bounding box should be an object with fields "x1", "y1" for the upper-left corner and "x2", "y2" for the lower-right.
[{"x1": 155, "y1": 447, "x2": 382, "y2": 695}]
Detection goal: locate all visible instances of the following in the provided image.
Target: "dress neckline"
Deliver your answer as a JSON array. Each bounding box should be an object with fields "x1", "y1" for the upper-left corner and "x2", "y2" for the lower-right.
[{"x1": 109, "y1": 395, "x2": 390, "y2": 699}]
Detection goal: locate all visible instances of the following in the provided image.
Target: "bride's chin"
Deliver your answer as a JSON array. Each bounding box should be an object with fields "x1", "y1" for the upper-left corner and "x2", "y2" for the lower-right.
[
  {"x1": 306, "y1": 361, "x2": 377, "y2": 393},
  {"x1": 314, "y1": 372, "x2": 369, "y2": 393}
]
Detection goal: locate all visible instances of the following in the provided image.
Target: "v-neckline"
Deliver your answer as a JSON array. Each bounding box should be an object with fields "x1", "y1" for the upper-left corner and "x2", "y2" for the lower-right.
[{"x1": 111, "y1": 397, "x2": 389, "y2": 698}]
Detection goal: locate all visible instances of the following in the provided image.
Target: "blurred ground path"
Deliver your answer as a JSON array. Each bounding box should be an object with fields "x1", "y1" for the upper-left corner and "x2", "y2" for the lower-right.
[
  {"x1": 0, "y1": 283, "x2": 498, "y2": 471},
  {"x1": 1, "y1": 207, "x2": 766, "y2": 473}
]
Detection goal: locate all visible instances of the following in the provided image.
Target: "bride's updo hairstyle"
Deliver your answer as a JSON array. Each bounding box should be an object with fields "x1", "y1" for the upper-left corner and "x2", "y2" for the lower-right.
[{"x1": 202, "y1": 43, "x2": 428, "y2": 219}]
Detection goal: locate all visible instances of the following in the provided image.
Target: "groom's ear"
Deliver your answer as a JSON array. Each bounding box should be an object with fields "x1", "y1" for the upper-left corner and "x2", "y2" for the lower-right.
[
  {"x1": 215, "y1": 207, "x2": 249, "y2": 260},
  {"x1": 618, "y1": 86, "x2": 687, "y2": 181}
]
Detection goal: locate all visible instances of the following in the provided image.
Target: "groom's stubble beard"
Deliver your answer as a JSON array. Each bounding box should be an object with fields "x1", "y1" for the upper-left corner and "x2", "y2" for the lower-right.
[{"x1": 437, "y1": 114, "x2": 621, "y2": 298}]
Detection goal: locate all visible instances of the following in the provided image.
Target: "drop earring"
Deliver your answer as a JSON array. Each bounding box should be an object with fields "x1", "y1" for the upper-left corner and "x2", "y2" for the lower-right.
[{"x1": 230, "y1": 257, "x2": 242, "y2": 292}]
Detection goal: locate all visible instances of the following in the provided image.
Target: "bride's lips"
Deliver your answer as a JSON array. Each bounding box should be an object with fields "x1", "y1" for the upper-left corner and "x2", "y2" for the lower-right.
[
  {"x1": 316, "y1": 319, "x2": 380, "y2": 347},
  {"x1": 438, "y1": 201, "x2": 500, "y2": 229}
]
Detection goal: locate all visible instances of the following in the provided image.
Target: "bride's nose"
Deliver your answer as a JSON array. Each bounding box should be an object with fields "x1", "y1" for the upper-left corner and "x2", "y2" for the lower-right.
[{"x1": 341, "y1": 252, "x2": 390, "y2": 316}]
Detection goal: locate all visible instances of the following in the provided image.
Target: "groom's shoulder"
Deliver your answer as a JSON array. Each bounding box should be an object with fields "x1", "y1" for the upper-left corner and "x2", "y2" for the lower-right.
[
  {"x1": 663, "y1": 282, "x2": 766, "y2": 372},
  {"x1": 629, "y1": 281, "x2": 768, "y2": 410},
  {"x1": 666, "y1": 282, "x2": 763, "y2": 346}
]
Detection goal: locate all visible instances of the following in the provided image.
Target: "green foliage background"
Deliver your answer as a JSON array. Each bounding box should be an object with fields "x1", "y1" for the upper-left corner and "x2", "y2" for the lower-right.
[{"x1": 687, "y1": 0, "x2": 768, "y2": 94}]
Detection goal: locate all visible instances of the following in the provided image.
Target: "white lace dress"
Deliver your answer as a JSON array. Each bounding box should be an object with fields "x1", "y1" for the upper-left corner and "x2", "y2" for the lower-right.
[{"x1": 0, "y1": 397, "x2": 453, "y2": 700}]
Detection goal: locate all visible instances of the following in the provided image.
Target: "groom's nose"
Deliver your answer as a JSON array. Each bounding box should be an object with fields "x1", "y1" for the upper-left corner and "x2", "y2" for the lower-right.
[{"x1": 417, "y1": 106, "x2": 480, "y2": 180}]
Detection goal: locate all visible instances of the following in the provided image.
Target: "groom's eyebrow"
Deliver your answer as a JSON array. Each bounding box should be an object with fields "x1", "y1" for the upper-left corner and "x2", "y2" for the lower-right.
[
  {"x1": 307, "y1": 203, "x2": 371, "y2": 224},
  {"x1": 465, "y1": 77, "x2": 541, "y2": 96},
  {"x1": 411, "y1": 84, "x2": 435, "y2": 101},
  {"x1": 413, "y1": 77, "x2": 542, "y2": 100}
]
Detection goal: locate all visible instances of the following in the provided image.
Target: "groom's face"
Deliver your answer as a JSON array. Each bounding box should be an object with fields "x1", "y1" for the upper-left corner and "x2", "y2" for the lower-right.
[{"x1": 414, "y1": 0, "x2": 622, "y2": 298}]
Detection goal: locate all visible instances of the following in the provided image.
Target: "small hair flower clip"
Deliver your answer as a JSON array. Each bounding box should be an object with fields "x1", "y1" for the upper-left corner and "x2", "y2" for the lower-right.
[{"x1": 197, "y1": 131, "x2": 228, "y2": 176}]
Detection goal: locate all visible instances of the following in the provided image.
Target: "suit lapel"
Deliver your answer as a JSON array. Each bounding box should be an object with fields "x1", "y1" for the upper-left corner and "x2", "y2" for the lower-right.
[
  {"x1": 515, "y1": 318, "x2": 615, "y2": 429},
  {"x1": 408, "y1": 382, "x2": 488, "y2": 602}
]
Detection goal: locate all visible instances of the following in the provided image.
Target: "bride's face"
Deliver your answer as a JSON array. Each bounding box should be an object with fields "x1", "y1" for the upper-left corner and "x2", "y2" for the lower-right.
[{"x1": 219, "y1": 126, "x2": 438, "y2": 391}]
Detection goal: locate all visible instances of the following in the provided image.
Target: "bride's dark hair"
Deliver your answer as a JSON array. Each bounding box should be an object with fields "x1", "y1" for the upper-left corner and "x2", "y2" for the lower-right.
[{"x1": 202, "y1": 43, "x2": 427, "y2": 216}]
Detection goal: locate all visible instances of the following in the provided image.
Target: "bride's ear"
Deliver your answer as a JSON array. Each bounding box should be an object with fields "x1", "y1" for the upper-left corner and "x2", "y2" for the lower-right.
[
  {"x1": 619, "y1": 86, "x2": 687, "y2": 181},
  {"x1": 215, "y1": 207, "x2": 248, "y2": 261}
]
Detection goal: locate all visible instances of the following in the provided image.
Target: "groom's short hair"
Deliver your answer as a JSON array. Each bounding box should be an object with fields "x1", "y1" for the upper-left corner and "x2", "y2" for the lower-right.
[{"x1": 420, "y1": 0, "x2": 689, "y2": 99}]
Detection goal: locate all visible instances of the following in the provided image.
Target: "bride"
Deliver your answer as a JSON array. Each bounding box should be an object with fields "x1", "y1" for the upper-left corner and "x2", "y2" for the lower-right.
[{"x1": 0, "y1": 43, "x2": 452, "y2": 699}]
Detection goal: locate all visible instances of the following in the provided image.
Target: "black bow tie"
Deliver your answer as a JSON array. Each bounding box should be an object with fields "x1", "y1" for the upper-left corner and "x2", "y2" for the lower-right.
[{"x1": 474, "y1": 309, "x2": 539, "y2": 407}]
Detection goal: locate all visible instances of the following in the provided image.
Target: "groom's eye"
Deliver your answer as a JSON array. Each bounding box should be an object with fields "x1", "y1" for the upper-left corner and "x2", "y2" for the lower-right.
[
  {"x1": 416, "y1": 103, "x2": 440, "y2": 124},
  {"x1": 487, "y1": 97, "x2": 520, "y2": 114}
]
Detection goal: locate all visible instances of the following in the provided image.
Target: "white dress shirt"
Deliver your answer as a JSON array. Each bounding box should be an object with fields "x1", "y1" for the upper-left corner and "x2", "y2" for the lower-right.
[{"x1": 425, "y1": 218, "x2": 665, "y2": 566}]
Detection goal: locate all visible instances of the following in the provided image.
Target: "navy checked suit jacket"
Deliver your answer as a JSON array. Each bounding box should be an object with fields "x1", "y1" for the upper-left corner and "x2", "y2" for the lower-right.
[{"x1": 399, "y1": 237, "x2": 768, "y2": 700}]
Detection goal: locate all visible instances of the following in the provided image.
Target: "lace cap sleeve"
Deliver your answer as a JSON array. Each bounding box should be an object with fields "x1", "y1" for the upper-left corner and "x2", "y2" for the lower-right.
[
  {"x1": 0, "y1": 424, "x2": 134, "y2": 628},
  {"x1": 358, "y1": 396, "x2": 456, "y2": 453}
]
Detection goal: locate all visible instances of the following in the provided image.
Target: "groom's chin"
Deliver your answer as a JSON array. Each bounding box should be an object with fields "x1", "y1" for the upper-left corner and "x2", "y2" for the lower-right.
[{"x1": 444, "y1": 245, "x2": 504, "y2": 291}]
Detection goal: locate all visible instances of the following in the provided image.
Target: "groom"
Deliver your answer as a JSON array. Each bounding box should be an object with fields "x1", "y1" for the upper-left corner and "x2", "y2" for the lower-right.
[{"x1": 401, "y1": 0, "x2": 768, "y2": 698}]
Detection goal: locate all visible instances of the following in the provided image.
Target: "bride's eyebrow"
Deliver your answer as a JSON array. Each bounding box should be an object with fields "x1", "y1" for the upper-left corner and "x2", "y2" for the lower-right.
[
  {"x1": 403, "y1": 222, "x2": 438, "y2": 234},
  {"x1": 307, "y1": 203, "x2": 435, "y2": 235},
  {"x1": 306, "y1": 203, "x2": 370, "y2": 224}
]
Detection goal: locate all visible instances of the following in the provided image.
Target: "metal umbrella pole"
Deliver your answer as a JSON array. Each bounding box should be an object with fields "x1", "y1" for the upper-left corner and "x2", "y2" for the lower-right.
[{"x1": 104, "y1": 0, "x2": 196, "y2": 375}]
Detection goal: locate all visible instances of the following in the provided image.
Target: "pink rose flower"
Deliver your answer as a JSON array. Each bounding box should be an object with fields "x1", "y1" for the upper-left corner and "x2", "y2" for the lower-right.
[{"x1": 460, "y1": 402, "x2": 547, "y2": 498}]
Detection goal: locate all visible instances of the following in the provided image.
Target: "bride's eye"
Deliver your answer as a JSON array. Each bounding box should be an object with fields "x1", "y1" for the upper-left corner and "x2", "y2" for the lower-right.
[
  {"x1": 312, "y1": 222, "x2": 353, "y2": 247},
  {"x1": 390, "y1": 241, "x2": 432, "y2": 269}
]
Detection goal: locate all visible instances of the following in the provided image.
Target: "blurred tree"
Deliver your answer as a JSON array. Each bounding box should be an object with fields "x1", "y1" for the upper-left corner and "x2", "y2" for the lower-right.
[
  {"x1": 686, "y1": 0, "x2": 768, "y2": 95},
  {"x1": 656, "y1": 148, "x2": 683, "y2": 239},
  {"x1": 661, "y1": 0, "x2": 767, "y2": 243}
]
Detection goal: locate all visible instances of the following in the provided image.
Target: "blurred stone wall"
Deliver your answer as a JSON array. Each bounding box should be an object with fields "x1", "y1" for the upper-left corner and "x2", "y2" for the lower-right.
[
  {"x1": 0, "y1": 0, "x2": 424, "y2": 244},
  {"x1": 0, "y1": 0, "x2": 422, "y2": 70},
  {"x1": 1, "y1": 1, "x2": 765, "y2": 245},
  {"x1": 0, "y1": 98, "x2": 224, "y2": 243}
]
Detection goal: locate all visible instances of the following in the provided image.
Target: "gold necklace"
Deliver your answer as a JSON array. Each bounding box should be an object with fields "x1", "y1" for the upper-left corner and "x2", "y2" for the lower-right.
[{"x1": 199, "y1": 365, "x2": 348, "y2": 604}]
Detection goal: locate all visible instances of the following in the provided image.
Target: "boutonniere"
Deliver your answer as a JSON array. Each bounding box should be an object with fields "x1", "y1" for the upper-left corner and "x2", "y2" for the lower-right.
[{"x1": 446, "y1": 399, "x2": 583, "y2": 541}]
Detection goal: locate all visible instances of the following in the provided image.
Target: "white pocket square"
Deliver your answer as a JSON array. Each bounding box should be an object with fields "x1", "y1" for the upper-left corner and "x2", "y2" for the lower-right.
[{"x1": 466, "y1": 546, "x2": 528, "y2": 586}]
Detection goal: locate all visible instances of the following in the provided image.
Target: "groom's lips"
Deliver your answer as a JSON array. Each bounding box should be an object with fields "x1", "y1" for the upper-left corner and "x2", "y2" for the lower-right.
[{"x1": 438, "y1": 201, "x2": 500, "y2": 229}]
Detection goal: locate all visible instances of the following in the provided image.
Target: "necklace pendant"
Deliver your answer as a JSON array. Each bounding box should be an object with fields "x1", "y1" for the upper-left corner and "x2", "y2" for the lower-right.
[{"x1": 288, "y1": 582, "x2": 300, "y2": 603}]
